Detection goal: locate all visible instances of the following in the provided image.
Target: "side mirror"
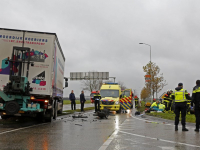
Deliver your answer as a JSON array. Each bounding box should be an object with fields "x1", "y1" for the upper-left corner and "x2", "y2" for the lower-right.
[{"x1": 120, "y1": 95, "x2": 122, "y2": 99}]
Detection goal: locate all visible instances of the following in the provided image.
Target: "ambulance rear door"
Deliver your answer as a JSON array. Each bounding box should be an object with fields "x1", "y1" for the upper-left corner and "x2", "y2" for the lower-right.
[{"x1": 120, "y1": 89, "x2": 133, "y2": 110}]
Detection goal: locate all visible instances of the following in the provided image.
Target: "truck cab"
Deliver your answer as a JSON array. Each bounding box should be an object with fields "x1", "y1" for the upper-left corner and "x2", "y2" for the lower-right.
[{"x1": 100, "y1": 83, "x2": 122, "y2": 113}]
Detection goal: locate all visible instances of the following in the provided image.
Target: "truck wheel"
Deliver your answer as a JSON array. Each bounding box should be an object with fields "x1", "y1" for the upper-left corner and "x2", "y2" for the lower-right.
[
  {"x1": 116, "y1": 106, "x2": 121, "y2": 114},
  {"x1": 58, "y1": 101, "x2": 63, "y2": 114},
  {"x1": 53, "y1": 101, "x2": 58, "y2": 120},
  {"x1": 46, "y1": 108, "x2": 53, "y2": 122},
  {"x1": 36, "y1": 112, "x2": 45, "y2": 122},
  {"x1": 5, "y1": 101, "x2": 20, "y2": 115}
]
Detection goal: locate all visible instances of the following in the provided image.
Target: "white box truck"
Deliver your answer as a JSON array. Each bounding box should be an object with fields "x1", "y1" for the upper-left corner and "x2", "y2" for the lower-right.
[{"x1": 0, "y1": 28, "x2": 67, "y2": 122}]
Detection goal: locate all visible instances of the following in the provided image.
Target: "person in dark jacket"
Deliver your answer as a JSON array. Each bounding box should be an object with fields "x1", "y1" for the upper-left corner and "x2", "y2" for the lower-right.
[
  {"x1": 171, "y1": 83, "x2": 191, "y2": 131},
  {"x1": 94, "y1": 91, "x2": 101, "y2": 113},
  {"x1": 80, "y1": 91, "x2": 86, "y2": 112},
  {"x1": 163, "y1": 90, "x2": 172, "y2": 111},
  {"x1": 69, "y1": 90, "x2": 76, "y2": 110},
  {"x1": 191, "y1": 80, "x2": 200, "y2": 132}
]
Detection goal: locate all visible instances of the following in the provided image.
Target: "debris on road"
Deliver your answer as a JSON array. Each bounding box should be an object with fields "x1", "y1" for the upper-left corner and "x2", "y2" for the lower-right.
[
  {"x1": 75, "y1": 124, "x2": 82, "y2": 126},
  {"x1": 72, "y1": 115, "x2": 88, "y2": 118},
  {"x1": 81, "y1": 119, "x2": 87, "y2": 122}
]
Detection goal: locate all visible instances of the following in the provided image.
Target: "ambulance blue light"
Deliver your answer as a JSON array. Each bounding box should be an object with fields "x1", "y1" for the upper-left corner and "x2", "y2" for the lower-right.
[{"x1": 105, "y1": 82, "x2": 118, "y2": 85}]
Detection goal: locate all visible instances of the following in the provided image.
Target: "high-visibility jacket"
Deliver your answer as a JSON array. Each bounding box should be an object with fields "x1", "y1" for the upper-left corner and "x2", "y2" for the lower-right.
[
  {"x1": 172, "y1": 89, "x2": 188, "y2": 103},
  {"x1": 159, "y1": 104, "x2": 165, "y2": 110},
  {"x1": 150, "y1": 102, "x2": 159, "y2": 108},
  {"x1": 134, "y1": 98, "x2": 139, "y2": 101},
  {"x1": 94, "y1": 94, "x2": 101, "y2": 101},
  {"x1": 192, "y1": 85, "x2": 200, "y2": 109},
  {"x1": 164, "y1": 93, "x2": 171, "y2": 101}
]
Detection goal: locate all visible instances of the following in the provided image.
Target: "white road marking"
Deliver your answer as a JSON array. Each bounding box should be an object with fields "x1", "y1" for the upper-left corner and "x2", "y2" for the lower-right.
[
  {"x1": 130, "y1": 114, "x2": 196, "y2": 129},
  {"x1": 0, "y1": 123, "x2": 48, "y2": 135},
  {"x1": 159, "y1": 147, "x2": 175, "y2": 150},
  {"x1": 0, "y1": 110, "x2": 94, "y2": 135},
  {"x1": 119, "y1": 130, "x2": 200, "y2": 148},
  {"x1": 98, "y1": 130, "x2": 119, "y2": 150}
]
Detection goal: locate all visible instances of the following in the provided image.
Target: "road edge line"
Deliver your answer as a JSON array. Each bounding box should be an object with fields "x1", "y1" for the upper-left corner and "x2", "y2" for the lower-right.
[
  {"x1": 119, "y1": 130, "x2": 200, "y2": 148},
  {"x1": 0, "y1": 123, "x2": 48, "y2": 135}
]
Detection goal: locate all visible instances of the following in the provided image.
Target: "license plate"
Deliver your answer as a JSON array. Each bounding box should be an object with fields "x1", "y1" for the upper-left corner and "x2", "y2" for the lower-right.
[
  {"x1": 105, "y1": 107, "x2": 111, "y2": 109},
  {"x1": 18, "y1": 111, "x2": 25, "y2": 113}
]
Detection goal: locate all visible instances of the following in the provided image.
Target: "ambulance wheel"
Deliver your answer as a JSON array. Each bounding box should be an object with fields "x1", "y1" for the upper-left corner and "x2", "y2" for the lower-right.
[
  {"x1": 5, "y1": 101, "x2": 20, "y2": 115},
  {"x1": 116, "y1": 107, "x2": 121, "y2": 113}
]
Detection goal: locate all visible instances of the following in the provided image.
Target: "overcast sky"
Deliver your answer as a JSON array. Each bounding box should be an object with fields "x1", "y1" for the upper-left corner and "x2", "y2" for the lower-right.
[{"x1": 1, "y1": 0, "x2": 200, "y2": 97}]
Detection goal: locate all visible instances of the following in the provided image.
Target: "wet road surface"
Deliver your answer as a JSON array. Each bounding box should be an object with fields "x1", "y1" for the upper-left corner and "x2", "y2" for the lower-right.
[
  {"x1": 101, "y1": 110, "x2": 200, "y2": 150},
  {"x1": 0, "y1": 110, "x2": 128, "y2": 150},
  {"x1": 0, "y1": 106, "x2": 200, "y2": 149}
]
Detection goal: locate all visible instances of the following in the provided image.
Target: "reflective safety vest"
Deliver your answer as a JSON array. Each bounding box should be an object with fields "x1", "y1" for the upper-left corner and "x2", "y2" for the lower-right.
[
  {"x1": 151, "y1": 102, "x2": 159, "y2": 108},
  {"x1": 174, "y1": 89, "x2": 188, "y2": 102},
  {"x1": 159, "y1": 104, "x2": 165, "y2": 110},
  {"x1": 192, "y1": 86, "x2": 200, "y2": 94},
  {"x1": 94, "y1": 94, "x2": 101, "y2": 100}
]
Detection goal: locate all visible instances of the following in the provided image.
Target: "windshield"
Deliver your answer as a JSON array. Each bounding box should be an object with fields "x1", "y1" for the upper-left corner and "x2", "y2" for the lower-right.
[
  {"x1": 123, "y1": 91, "x2": 130, "y2": 97},
  {"x1": 100, "y1": 90, "x2": 119, "y2": 98}
]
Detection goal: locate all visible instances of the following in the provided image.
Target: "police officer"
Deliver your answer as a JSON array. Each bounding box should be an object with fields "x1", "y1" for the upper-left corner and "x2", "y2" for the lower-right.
[
  {"x1": 94, "y1": 91, "x2": 101, "y2": 113},
  {"x1": 171, "y1": 83, "x2": 190, "y2": 131},
  {"x1": 191, "y1": 80, "x2": 200, "y2": 132}
]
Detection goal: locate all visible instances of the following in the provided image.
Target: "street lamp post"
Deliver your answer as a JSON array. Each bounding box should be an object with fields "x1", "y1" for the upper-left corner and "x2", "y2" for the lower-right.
[
  {"x1": 139, "y1": 43, "x2": 152, "y2": 102},
  {"x1": 139, "y1": 43, "x2": 151, "y2": 62}
]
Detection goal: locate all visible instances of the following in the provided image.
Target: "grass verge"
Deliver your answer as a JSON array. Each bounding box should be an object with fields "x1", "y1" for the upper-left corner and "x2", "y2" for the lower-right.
[
  {"x1": 146, "y1": 111, "x2": 196, "y2": 123},
  {"x1": 63, "y1": 100, "x2": 91, "y2": 105},
  {"x1": 58, "y1": 107, "x2": 95, "y2": 116}
]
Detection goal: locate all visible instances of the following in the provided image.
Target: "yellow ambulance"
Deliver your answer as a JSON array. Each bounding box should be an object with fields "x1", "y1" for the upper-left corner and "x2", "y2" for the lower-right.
[{"x1": 100, "y1": 83, "x2": 122, "y2": 113}]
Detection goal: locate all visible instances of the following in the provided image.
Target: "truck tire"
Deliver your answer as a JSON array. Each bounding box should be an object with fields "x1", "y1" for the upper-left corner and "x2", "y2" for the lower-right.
[
  {"x1": 116, "y1": 106, "x2": 122, "y2": 114},
  {"x1": 46, "y1": 108, "x2": 53, "y2": 122},
  {"x1": 58, "y1": 101, "x2": 63, "y2": 114},
  {"x1": 36, "y1": 112, "x2": 45, "y2": 122},
  {"x1": 5, "y1": 101, "x2": 20, "y2": 115},
  {"x1": 53, "y1": 101, "x2": 58, "y2": 120}
]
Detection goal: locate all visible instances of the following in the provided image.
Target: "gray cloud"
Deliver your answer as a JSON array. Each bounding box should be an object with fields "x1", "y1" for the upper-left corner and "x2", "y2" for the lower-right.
[{"x1": 1, "y1": 0, "x2": 200, "y2": 96}]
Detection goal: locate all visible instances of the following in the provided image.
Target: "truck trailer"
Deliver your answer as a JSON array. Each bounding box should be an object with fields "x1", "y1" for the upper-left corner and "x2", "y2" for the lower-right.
[{"x1": 0, "y1": 28, "x2": 67, "y2": 122}]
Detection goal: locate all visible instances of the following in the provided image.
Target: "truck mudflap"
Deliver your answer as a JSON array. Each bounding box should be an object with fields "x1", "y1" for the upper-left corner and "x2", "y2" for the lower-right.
[{"x1": 120, "y1": 89, "x2": 133, "y2": 110}]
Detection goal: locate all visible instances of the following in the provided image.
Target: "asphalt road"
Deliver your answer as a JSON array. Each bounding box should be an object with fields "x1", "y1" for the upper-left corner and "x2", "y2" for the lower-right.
[{"x1": 0, "y1": 105, "x2": 200, "y2": 149}]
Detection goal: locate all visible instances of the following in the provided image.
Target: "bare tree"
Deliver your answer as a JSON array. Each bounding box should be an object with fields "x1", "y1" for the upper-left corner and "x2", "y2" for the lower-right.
[
  {"x1": 118, "y1": 81, "x2": 127, "y2": 90},
  {"x1": 81, "y1": 79, "x2": 103, "y2": 92}
]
